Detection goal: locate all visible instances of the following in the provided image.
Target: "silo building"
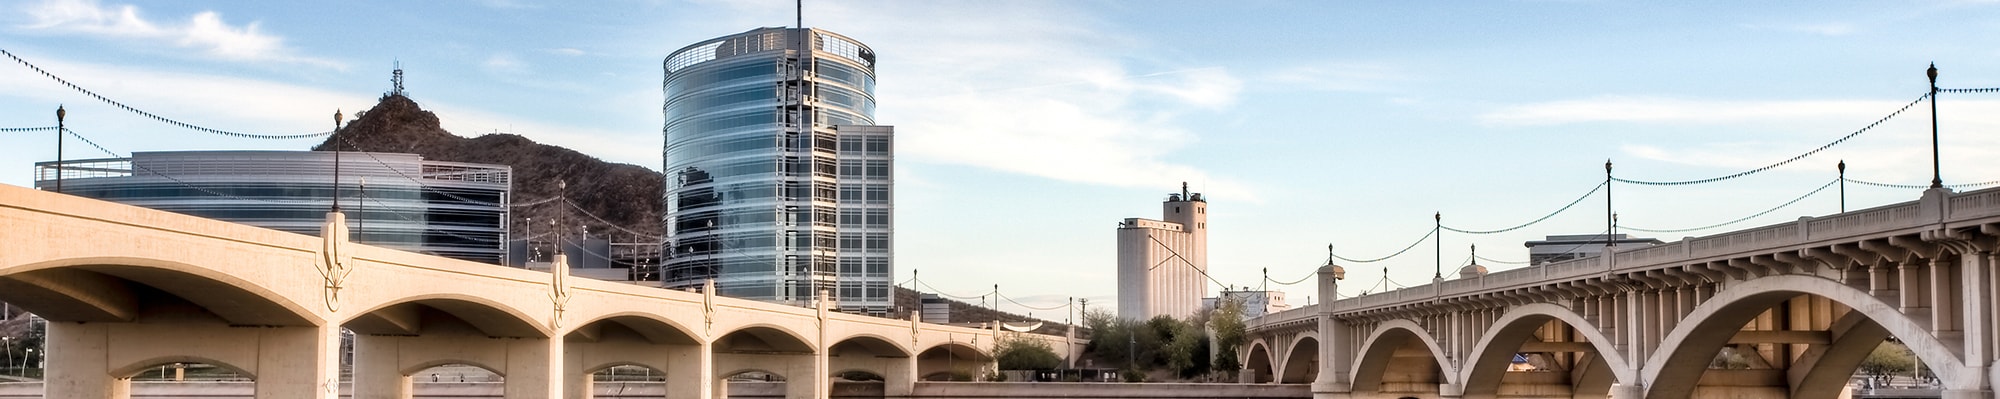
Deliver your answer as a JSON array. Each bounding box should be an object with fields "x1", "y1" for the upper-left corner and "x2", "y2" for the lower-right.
[
  {"x1": 661, "y1": 27, "x2": 894, "y2": 315},
  {"x1": 1117, "y1": 184, "x2": 1209, "y2": 320}
]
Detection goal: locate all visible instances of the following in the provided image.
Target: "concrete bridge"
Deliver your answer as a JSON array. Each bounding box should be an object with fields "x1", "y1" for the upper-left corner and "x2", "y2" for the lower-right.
[
  {"x1": 0, "y1": 184, "x2": 1078, "y2": 399},
  {"x1": 1244, "y1": 186, "x2": 2000, "y2": 399}
]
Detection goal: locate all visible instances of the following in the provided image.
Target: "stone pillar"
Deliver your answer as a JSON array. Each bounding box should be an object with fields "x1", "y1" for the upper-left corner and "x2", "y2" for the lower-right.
[
  {"x1": 1933, "y1": 258, "x2": 1960, "y2": 334},
  {"x1": 252, "y1": 324, "x2": 344, "y2": 399},
  {"x1": 503, "y1": 338, "x2": 565, "y2": 399},
  {"x1": 352, "y1": 334, "x2": 413, "y2": 399},
  {"x1": 44, "y1": 322, "x2": 126, "y2": 399},
  {"x1": 1899, "y1": 262, "x2": 1924, "y2": 315},
  {"x1": 665, "y1": 342, "x2": 711, "y2": 399},
  {"x1": 565, "y1": 349, "x2": 591, "y2": 399},
  {"x1": 883, "y1": 356, "x2": 917, "y2": 397},
  {"x1": 1871, "y1": 262, "x2": 1898, "y2": 301}
]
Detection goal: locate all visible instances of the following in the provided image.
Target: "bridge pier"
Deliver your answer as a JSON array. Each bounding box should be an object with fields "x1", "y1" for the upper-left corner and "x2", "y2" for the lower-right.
[
  {"x1": 351, "y1": 334, "x2": 565, "y2": 399},
  {"x1": 667, "y1": 342, "x2": 712, "y2": 399},
  {"x1": 45, "y1": 320, "x2": 341, "y2": 399}
]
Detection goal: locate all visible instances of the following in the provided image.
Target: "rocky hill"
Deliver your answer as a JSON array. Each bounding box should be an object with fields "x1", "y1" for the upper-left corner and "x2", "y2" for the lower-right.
[{"x1": 312, "y1": 94, "x2": 664, "y2": 243}]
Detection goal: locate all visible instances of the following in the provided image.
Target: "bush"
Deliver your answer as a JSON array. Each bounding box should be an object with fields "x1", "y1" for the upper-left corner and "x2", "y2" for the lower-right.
[
  {"x1": 1121, "y1": 369, "x2": 1146, "y2": 383},
  {"x1": 995, "y1": 333, "x2": 1063, "y2": 371}
]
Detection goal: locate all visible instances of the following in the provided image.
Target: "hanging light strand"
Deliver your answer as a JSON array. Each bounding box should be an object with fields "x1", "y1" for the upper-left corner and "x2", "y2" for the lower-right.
[
  {"x1": 1620, "y1": 178, "x2": 1840, "y2": 233},
  {"x1": 1612, "y1": 92, "x2": 1928, "y2": 186},
  {"x1": 1, "y1": 48, "x2": 333, "y2": 140}
]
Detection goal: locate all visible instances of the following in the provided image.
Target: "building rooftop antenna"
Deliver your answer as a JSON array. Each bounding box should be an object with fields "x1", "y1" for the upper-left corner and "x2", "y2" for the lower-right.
[{"x1": 796, "y1": 0, "x2": 803, "y2": 29}]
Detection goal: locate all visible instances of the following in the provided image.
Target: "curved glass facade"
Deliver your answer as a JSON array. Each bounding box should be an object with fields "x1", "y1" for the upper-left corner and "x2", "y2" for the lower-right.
[
  {"x1": 663, "y1": 27, "x2": 892, "y2": 315},
  {"x1": 34, "y1": 151, "x2": 511, "y2": 264}
]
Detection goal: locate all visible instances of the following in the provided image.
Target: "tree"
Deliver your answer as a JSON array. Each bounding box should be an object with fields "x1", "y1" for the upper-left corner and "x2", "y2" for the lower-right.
[
  {"x1": 1207, "y1": 297, "x2": 1247, "y2": 376},
  {"x1": 994, "y1": 333, "x2": 1062, "y2": 371}
]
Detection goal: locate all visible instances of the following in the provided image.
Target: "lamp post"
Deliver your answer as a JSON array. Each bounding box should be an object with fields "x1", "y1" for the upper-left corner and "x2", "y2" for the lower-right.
[
  {"x1": 1927, "y1": 63, "x2": 1942, "y2": 189},
  {"x1": 331, "y1": 110, "x2": 344, "y2": 212},
  {"x1": 1838, "y1": 160, "x2": 1847, "y2": 212},
  {"x1": 54, "y1": 105, "x2": 65, "y2": 193}
]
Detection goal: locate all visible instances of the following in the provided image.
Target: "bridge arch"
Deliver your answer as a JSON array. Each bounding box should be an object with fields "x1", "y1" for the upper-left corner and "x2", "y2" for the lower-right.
[
  {"x1": 111, "y1": 356, "x2": 255, "y2": 380},
  {"x1": 1243, "y1": 340, "x2": 1275, "y2": 383},
  {"x1": 715, "y1": 324, "x2": 817, "y2": 353},
  {"x1": 402, "y1": 359, "x2": 506, "y2": 378},
  {"x1": 567, "y1": 311, "x2": 702, "y2": 345},
  {"x1": 1278, "y1": 335, "x2": 1319, "y2": 383},
  {"x1": 1643, "y1": 274, "x2": 1969, "y2": 399},
  {"x1": 0, "y1": 256, "x2": 318, "y2": 326},
  {"x1": 341, "y1": 293, "x2": 549, "y2": 338},
  {"x1": 831, "y1": 333, "x2": 914, "y2": 358},
  {"x1": 1351, "y1": 319, "x2": 1453, "y2": 393},
  {"x1": 1459, "y1": 302, "x2": 1633, "y2": 397}
]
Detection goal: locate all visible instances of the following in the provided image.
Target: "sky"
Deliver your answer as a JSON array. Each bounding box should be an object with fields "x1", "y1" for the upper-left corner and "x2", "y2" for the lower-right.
[{"x1": 2, "y1": 0, "x2": 1999, "y2": 322}]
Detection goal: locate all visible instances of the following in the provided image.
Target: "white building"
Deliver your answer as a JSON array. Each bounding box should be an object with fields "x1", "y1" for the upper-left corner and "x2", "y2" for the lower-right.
[
  {"x1": 1203, "y1": 290, "x2": 1290, "y2": 320},
  {"x1": 1117, "y1": 184, "x2": 1208, "y2": 320}
]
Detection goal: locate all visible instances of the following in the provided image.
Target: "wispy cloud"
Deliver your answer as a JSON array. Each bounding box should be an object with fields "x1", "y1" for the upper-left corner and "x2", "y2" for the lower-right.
[
  {"x1": 1264, "y1": 61, "x2": 1415, "y2": 93},
  {"x1": 1740, "y1": 22, "x2": 1856, "y2": 36},
  {"x1": 16, "y1": 0, "x2": 341, "y2": 68},
  {"x1": 1480, "y1": 96, "x2": 1912, "y2": 126}
]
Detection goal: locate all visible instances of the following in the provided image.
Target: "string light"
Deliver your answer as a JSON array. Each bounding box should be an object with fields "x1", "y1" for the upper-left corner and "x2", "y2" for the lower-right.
[
  {"x1": 1613, "y1": 92, "x2": 1928, "y2": 186},
  {"x1": 1, "y1": 48, "x2": 333, "y2": 140}
]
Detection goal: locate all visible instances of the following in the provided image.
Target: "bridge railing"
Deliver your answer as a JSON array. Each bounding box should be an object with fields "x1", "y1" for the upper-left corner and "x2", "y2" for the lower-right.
[{"x1": 1320, "y1": 186, "x2": 2000, "y2": 316}]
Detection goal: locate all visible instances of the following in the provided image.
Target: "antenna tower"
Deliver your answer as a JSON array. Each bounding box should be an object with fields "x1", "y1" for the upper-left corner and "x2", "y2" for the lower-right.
[{"x1": 391, "y1": 61, "x2": 405, "y2": 96}]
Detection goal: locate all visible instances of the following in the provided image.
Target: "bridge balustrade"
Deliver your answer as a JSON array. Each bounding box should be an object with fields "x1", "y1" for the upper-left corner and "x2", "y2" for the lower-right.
[{"x1": 1241, "y1": 186, "x2": 2000, "y2": 399}]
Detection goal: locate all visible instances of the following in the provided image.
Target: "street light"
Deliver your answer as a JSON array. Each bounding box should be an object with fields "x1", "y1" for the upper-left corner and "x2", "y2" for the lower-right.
[
  {"x1": 1928, "y1": 63, "x2": 1942, "y2": 189},
  {"x1": 54, "y1": 105, "x2": 65, "y2": 193}
]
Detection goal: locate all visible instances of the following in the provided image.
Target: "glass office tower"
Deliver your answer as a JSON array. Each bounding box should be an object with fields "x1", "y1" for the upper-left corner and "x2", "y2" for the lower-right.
[
  {"x1": 34, "y1": 151, "x2": 511, "y2": 264},
  {"x1": 662, "y1": 27, "x2": 893, "y2": 315}
]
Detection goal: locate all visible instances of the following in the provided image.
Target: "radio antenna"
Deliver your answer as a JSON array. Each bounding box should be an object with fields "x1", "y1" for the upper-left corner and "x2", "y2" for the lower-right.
[{"x1": 796, "y1": 0, "x2": 803, "y2": 29}]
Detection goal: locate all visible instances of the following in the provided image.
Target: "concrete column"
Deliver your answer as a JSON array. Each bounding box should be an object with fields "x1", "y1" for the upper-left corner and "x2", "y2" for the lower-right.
[
  {"x1": 1872, "y1": 262, "x2": 1898, "y2": 302},
  {"x1": 503, "y1": 338, "x2": 564, "y2": 399},
  {"x1": 565, "y1": 349, "x2": 591, "y2": 399},
  {"x1": 44, "y1": 322, "x2": 126, "y2": 399},
  {"x1": 883, "y1": 356, "x2": 916, "y2": 397},
  {"x1": 1623, "y1": 290, "x2": 1643, "y2": 367},
  {"x1": 1900, "y1": 262, "x2": 1925, "y2": 315},
  {"x1": 1963, "y1": 251, "x2": 1996, "y2": 394},
  {"x1": 252, "y1": 325, "x2": 343, "y2": 399},
  {"x1": 1438, "y1": 382, "x2": 1465, "y2": 399},
  {"x1": 1609, "y1": 383, "x2": 1644, "y2": 399},
  {"x1": 352, "y1": 334, "x2": 412, "y2": 399},
  {"x1": 1933, "y1": 258, "x2": 1960, "y2": 334},
  {"x1": 665, "y1": 343, "x2": 711, "y2": 399}
]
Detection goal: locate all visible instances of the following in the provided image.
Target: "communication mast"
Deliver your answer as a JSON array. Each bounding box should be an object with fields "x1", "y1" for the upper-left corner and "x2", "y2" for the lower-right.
[{"x1": 391, "y1": 61, "x2": 406, "y2": 96}]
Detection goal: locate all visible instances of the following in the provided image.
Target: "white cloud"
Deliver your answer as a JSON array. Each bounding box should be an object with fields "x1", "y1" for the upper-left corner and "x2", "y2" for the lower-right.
[
  {"x1": 0, "y1": 55, "x2": 657, "y2": 178},
  {"x1": 17, "y1": 0, "x2": 340, "y2": 68},
  {"x1": 1479, "y1": 96, "x2": 1921, "y2": 126},
  {"x1": 767, "y1": 1, "x2": 1257, "y2": 200},
  {"x1": 548, "y1": 48, "x2": 585, "y2": 56}
]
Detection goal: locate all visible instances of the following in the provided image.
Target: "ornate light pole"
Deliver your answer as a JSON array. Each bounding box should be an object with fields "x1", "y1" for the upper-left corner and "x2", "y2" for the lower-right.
[
  {"x1": 54, "y1": 105, "x2": 65, "y2": 193},
  {"x1": 331, "y1": 110, "x2": 344, "y2": 212},
  {"x1": 1927, "y1": 63, "x2": 1942, "y2": 189}
]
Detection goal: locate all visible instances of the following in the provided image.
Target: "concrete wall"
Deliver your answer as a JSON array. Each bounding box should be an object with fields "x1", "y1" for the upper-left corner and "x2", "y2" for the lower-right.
[{"x1": 0, "y1": 381, "x2": 1309, "y2": 399}]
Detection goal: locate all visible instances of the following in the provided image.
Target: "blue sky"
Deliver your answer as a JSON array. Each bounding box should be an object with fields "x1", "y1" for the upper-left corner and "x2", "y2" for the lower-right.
[{"x1": 2, "y1": 0, "x2": 1998, "y2": 320}]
